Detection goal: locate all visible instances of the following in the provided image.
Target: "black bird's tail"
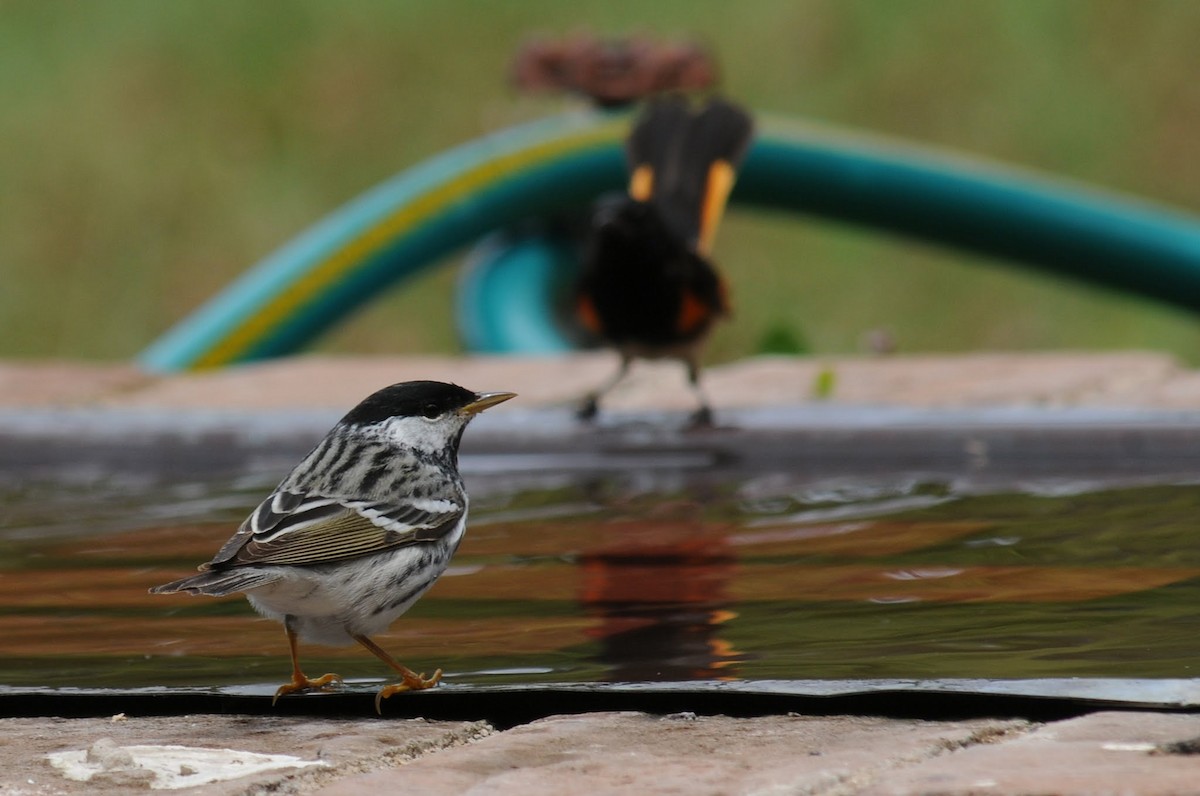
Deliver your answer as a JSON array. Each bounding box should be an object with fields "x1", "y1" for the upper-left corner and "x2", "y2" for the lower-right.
[{"x1": 625, "y1": 96, "x2": 754, "y2": 255}]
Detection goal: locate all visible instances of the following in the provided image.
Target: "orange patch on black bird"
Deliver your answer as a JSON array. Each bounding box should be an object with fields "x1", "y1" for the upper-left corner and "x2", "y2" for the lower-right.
[
  {"x1": 676, "y1": 291, "x2": 712, "y2": 335},
  {"x1": 577, "y1": 294, "x2": 603, "y2": 334},
  {"x1": 629, "y1": 164, "x2": 655, "y2": 202},
  {"x1": 697, "y1": 160, "x2": 737, "y2": 257}
]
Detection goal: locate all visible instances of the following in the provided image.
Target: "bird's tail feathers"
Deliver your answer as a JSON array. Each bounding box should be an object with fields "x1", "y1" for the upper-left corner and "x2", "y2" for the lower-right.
[
  {"x1": 687, "y1": 99, "x2": 754, "y2": 255},
  {"x1": 149, "y1": 568, "x2": 281, "y2": 597},
  {"x1": 625, "y1": 96, "x2": 754, "y2": 252},
  {"x1": 626, "y1": 95, "x2": 692, "y2": 201}
]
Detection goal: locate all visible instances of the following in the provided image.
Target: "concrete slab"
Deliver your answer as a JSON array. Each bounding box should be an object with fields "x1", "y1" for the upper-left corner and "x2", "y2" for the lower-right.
[
  {"x1": 8, "y1": 710, "x2": 1200, "y2": 795},
  {"x1": 0, "y1": 361, "x2": 149, "y2": 408},
  {"x1": 0, "y1": 714, "x2": 490, "y2": 795},
  {"x1": 866, "y1": 711, "x2": 1200, "y2": 795},
  {"x1": 313, "y1": 712, "x2": 1028, "y2": 796},
  {"x1": 709, "y1": 351, "x2": 1181, "y2": 408},
  {"x1": 101, "y1": 355, "x2": 611, "y2": 412},
  {"x1": 4, "y1": 351, "x2": 1198, "y2": 413}
]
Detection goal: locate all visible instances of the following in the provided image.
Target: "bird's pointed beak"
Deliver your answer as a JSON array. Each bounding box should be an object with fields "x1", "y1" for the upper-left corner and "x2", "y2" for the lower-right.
[{"x1": 462, "y1": 391, "x2": 517, "y2": 416}]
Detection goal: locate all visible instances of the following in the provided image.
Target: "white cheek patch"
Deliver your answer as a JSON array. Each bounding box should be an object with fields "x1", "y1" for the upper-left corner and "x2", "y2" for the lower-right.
[{"x1": 371, "y1": 415, "x2": 465, "y2": 453}]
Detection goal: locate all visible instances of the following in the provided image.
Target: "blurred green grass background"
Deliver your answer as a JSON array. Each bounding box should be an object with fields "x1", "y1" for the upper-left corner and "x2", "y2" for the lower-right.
[{"x1": 2, "y1": 0, "x2": 1198, "y2": 363}]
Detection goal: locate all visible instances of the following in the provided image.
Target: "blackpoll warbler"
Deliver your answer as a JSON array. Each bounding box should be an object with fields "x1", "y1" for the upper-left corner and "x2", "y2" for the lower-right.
[{"x1": 151, "y1": 380, "x2": 515, "y2": 712}]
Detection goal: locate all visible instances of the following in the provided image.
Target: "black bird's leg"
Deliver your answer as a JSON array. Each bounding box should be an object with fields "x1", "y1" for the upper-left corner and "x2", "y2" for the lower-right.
[
  {"x1": 578, "y1": 356, "x2": 630, "y2": 421},
  {"x1": 684, "y1": 357, "x2": 715, "y2": 429}
]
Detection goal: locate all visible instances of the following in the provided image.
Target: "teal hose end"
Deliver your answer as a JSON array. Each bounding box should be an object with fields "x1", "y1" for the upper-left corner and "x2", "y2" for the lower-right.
[{"x1": 456, "y1": 228, "x2": 584, "y2": 354}]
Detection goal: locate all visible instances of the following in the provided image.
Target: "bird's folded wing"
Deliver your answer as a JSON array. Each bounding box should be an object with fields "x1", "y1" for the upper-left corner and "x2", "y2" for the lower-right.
[{"x1": 204, "y1": 491, "x2": 463, "y2": 569}]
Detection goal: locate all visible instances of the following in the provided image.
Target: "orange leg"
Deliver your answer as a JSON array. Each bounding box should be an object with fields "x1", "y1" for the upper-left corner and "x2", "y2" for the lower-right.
[
  {"x1": 271, "y1": 621, "x2": 343, "y2": 705},
  {"x1": 352, "y1": 634, "x2": 442, "y2": 714}
]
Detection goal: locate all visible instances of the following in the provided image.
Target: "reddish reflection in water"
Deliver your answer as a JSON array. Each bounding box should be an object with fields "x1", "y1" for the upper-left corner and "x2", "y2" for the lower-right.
[{"x1": 578, "y1": 520, "x2": 740, "y2": 682}]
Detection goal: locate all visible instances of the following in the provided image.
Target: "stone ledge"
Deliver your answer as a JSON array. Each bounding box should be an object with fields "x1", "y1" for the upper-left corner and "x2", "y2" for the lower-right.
[
  {"x1": 314, "y1": 712, "x2": 1028, "y2": 796},
  {"x1": 3, "y1": 351, "x2": 1199, "y2": 412},
  {"x1": 0, "y1": 714, "x2": 491, "y2": 795},
  {"x1": 868, "y1": 711, "x2": 1200, "y2": 795}
]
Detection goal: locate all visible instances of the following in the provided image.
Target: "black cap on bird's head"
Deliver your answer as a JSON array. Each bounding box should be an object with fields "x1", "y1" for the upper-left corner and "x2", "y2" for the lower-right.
[{"x1": 340, "y1": 381, "x2": 515, "y2": 427}]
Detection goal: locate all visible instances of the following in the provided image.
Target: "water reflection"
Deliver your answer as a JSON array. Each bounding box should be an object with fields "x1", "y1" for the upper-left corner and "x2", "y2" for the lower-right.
[
  {"x1": 578, "y1": 521, "x2": 741, "y2": 681},
  {"x1": 2, "y1": 476, "x2": 1200, "y2": 689}
]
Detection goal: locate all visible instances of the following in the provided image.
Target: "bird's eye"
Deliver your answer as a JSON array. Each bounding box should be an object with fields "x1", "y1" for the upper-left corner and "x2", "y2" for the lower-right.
[{"x1": 421, "y1": 403, "x2": 441, "y2": 420}]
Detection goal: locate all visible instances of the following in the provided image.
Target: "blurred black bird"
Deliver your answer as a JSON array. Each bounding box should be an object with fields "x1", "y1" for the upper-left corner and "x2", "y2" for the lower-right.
[{"x1": 575, "y1": 95, "x2": 754, "y2": 426}]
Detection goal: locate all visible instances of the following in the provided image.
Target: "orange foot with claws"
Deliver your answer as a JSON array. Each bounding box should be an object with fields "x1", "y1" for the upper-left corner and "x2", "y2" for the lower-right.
[
  {"x1": 272, "y1": 671, "x2": 344, "y2": 705},
  {"x1": 374, "y1": 667, "x2": 442, "y2": 713}
]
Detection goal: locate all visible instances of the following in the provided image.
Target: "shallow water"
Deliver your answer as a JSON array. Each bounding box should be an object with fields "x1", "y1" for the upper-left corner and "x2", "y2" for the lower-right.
[{"x1": 2, "y1": 464, "x2": 1199, "y2": 693}]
